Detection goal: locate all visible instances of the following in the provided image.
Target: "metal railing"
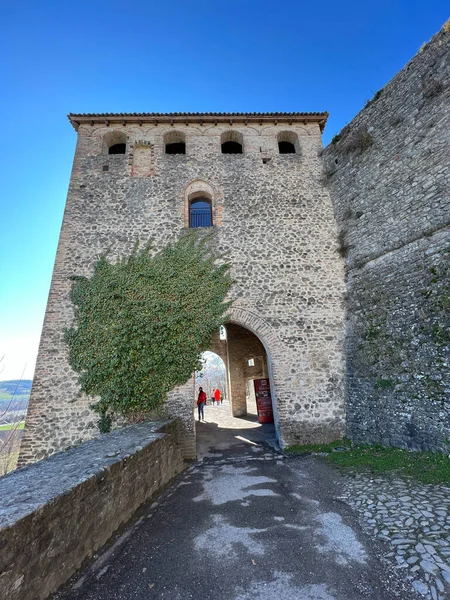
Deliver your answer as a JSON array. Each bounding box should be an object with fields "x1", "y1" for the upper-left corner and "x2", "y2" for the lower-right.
[{"x1": 190, "y1": 208, "x2": 212, "y2": 228}]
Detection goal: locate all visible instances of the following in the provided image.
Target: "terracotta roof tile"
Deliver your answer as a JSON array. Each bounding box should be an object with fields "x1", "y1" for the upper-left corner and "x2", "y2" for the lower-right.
[{"x1": 68, "y1": 111, "x2": 329, "y2": 131}]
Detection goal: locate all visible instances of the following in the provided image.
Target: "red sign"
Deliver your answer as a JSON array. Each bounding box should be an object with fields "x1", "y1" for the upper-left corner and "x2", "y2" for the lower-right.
[{"x1": 253, "y1": 379, "x2": 274, "y2": 424}]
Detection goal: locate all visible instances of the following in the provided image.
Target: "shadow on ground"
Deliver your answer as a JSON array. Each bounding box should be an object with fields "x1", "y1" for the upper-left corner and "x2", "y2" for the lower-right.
[
  {"x1": 196, "y1": 399, "x2": 277, "y2": 462},
  {"x1": 52, "y1": 401, "x2": 421, "y2": 600}
]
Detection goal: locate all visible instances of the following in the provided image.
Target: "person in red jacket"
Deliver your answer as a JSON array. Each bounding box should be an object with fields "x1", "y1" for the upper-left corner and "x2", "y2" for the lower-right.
[
  {"x1": 214, "y1": 388, "x2": 222, "y2": 405},
  {"x1": 197, "y1": 387, "x2": 207, "y2": 421}
]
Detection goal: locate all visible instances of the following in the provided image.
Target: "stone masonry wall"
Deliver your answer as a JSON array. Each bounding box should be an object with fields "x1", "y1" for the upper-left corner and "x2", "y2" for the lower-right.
[
  {"x1": 323, "y1": 27, "x2": 450, "y2": 450},
  {"x1": 0, "y1": 421, "x2": 185, "y2": 600},
  {"x1": 19, "y1": 114, "x2": 346, "y2": 464},
  {"x1": 226, "y1": 324, "x2": 268, "y2": 416}
]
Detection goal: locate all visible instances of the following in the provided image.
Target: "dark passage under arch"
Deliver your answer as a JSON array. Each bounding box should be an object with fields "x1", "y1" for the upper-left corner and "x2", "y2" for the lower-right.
[
  {"x1": 278, "y1": 141, "x2": 296, "y2": 154},
  {"x1": 166, "y1": 142, "x2": 186, "y2": 154},
  {"x1": 108, "y1": 143, "x2": 126, "y2": 154},
  {"x1": 222, "y1": 141, "x2": 242, "y2": 154},
  {"x1": 194, "y1": 323, "x2": 277, "y2": 458}
]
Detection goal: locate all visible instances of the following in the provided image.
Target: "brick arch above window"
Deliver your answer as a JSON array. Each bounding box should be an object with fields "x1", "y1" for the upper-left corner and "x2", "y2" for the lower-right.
[
  {"x1": 221, "y1": 130, "x2": 244, "y2": 154},
  {"x1": 102, "y1": 130, "x2": 127, "y2": 155},
  {"x1": 181, "y1": 180, "x2": 223, "y2": 228},
  {"x1": 164, "y1": 130, "x2": 186, "y2": 154},
  {"x1": 277, "y1": 131, "x2": 300, "y2": 154}
]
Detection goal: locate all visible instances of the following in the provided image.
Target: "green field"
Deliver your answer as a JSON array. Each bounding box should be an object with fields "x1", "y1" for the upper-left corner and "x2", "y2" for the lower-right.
[
  {"x1": 286, "y1": 440, "x2": 450, "y2": 485},
  {"x1": 0, "y1": 421, "x2": 25, "y2": 431},
  {"x1": 0, "y1": 392, "x2": 29, "y2": 401},
  {"x1": 0, "y1": 450, "x2": 20, "y2": 474}
]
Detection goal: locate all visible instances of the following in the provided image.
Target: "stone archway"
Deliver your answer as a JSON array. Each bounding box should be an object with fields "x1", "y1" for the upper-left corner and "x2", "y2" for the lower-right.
[
  {"x1": 222, "y1": 323, "x2": 269, "y2": 418},
  {"x1": 224, "y1": 307, "x2": 283, "y2": 443},
  {"x1": 196, "y1": 351, "x2": 227, "y2": 406},
  {"x1": 165, "y1": 309, "x2": 285, "y2": 459},
  {"x1": 206, "y1": 308, "x2": 282, "y2": 444}
]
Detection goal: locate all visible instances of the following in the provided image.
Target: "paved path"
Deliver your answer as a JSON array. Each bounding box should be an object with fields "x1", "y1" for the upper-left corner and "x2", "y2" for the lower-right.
[
  {"x1": 52, "y1": 404, "x2": 422, "y2": 600},
  {"x1": 196, "y1": 398, "x2": 277, "y2": 459}
]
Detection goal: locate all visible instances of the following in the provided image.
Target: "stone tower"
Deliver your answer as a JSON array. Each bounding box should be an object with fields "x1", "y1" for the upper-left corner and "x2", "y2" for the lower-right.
[{"x1": 19, "y1": 112, "x2": 346, "y2": 465}]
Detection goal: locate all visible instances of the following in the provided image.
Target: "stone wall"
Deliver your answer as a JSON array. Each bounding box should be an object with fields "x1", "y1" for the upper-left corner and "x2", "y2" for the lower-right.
[
  {"x1": 323, "y1": 27, "x2": 450, "y2": 450},
  {"x1": 1, "y1": 421, "x2": 185, "y2": 600},
  {"x1": 226, "y1": 324, "x2": 268, "y2": 416},
  {"x1": 207, "y1": 325, "x2": 267, "y2": 417},
  {"x1": 19, "y1": 113, "x2": 346, "y2": 464}
]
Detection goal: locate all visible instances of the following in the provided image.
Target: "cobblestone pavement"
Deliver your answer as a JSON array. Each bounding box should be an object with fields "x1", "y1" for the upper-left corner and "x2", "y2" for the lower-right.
[{"x1": 341, "y1": 472, "x2": 450, "y2": 599}]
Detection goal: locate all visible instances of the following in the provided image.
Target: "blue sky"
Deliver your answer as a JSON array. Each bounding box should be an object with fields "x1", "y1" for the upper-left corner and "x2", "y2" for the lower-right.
[{"x1": 0, "y1": 1, "x2": 448, "y2": 380}]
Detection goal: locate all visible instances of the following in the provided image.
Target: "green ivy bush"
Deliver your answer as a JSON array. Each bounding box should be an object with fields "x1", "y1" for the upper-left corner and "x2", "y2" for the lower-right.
[{"x1": 65, "y1": 231, "x2": 232, "y2": 430}]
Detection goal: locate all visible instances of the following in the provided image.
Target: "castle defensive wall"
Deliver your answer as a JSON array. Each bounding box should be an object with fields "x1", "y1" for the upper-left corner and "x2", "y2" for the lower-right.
[
  {"x1": 2, "y1": 22, "x2": 450, "y2": 600},
  {"x1": 17, "y1": 26, "x2": 450, "y2": 468},
  {"x1": 323, "y1": 26, "x2": 449, "y2": 451},
  {"x1": 18, "y1": 111, "x2": 346, "y2": 465}
]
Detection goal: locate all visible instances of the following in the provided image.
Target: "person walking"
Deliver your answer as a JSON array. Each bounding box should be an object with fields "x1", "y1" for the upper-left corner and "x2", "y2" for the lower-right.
[
  {"x1": 214, "y1": 388, "x2": 222, "y2": 406},
  {"x1": 197, "y1": 387, "x2": 207, "y2": 421},
  {"x1": 210, "y1": 389, "x2": 215, "y2": 406}
]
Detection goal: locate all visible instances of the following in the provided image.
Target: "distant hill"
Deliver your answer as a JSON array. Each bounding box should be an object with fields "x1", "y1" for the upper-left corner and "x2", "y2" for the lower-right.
[
  {"x1": 0, "y1": 380, "x2": 32, "y2": 397},
  {"x1": 0, "y1": 380, "x2": 31, "y2": 416}
]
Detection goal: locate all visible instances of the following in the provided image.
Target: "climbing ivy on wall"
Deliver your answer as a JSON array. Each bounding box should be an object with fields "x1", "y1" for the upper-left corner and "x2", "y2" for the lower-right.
[{"x1": 65, "y1": 232, "x2": 232, "y2": 430}]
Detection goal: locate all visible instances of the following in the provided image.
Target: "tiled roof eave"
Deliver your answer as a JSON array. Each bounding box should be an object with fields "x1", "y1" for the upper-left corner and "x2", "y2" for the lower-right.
[{"x1": 67, "y1": 111, "x2": 329, "y2": 132}]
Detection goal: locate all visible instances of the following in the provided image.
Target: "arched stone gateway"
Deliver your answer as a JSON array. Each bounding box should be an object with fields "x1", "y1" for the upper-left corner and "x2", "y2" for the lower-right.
[
  {"x1": 165, "y1": 315, "x2": 282, "y2": 458},
  {"x1": 164, "y1": 303, "x2": 345, "y2": 459},
  {"x1": 19, "y1": 112, "x2": 346, "y2": 466},
  {"x1": 219, "y1": 307, "x2": 283, "y2": 434},
  {"x1": 223, "y1": 307, "x2": 346, "y2": 450},
  {"x1": 209, "y1": 321, "x2": 273, "y2": 416}
]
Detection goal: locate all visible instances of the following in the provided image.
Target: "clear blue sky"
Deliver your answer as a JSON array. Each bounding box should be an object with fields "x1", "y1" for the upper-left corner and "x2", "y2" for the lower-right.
[{"x1": 1, "y1": 1, "x2": 448, "y2": 380}]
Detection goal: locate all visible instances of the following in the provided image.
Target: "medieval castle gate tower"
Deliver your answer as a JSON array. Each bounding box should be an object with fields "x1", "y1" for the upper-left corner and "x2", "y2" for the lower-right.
[{"x1": 19, "y1": 112, "x2": 346, "y2": 465}]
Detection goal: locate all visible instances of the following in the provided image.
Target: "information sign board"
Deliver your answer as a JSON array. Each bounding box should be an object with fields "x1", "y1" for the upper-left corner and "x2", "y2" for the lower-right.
[{"x1": 253, "y1": 379, "x2": 274, "y2": 424}]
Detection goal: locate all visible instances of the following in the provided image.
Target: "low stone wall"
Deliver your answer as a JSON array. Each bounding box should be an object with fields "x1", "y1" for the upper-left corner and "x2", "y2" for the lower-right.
[{"x1": 0, "y1": 420, "x2": 186, "y2": 600}]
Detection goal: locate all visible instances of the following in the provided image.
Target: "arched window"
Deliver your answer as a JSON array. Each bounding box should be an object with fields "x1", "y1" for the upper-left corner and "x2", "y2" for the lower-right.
[
  {"x1": 189, "y1": 198, "x2": 212, "y2": 228},
  {"x1": 166, "y1": 142, "x2": 185, "y2": 154},
  {"x1": 221, "y1": 131, "x2": 243, "y2": 154},
  {"x1": 277, "y1": 131, "x2": 299, "y2": 154},
  {"x1": 184, "y1": 180, "x2": 218, "y2": 228},
  {"x1": 103, "y1": 131, "x2": 127, "y2": 155},
  {"x1": 278, "y1": 141, "x2": 295, "y2": 154},
  {"x1": 164, "y1": 131, "x2": 186, "y2": 154},
  {"x1": 109, "y1": 143, "x2": 126, "y2": 154},
  {"x1": 222, "y1": 141, "x2": 242, "y2": 154}
]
